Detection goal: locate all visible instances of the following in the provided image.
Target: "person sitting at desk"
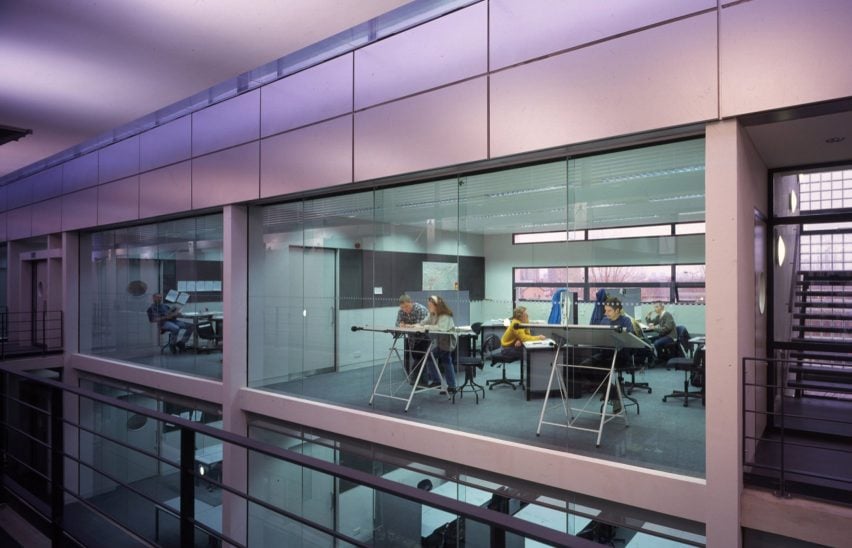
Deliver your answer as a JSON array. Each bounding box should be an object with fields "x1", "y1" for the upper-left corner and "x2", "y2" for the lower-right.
[
  {"x1": 580, "y1": 297, "x2": 636, "y2": 410},
  {"x1": 146, "y1": 293, "x2": 194, "y2": 353},
  {"x1": 644, "y1": 301, "x2": 677, "y2": 363},
  {"x1": 420, "y1": 295, "x2": 457, "y2": 395},
  {"x1": 499, "y1": 306, "x2": 546, "y2": 362},
  {"x1": 396, "y1": 294, "x2": 430, "y2": 381}
]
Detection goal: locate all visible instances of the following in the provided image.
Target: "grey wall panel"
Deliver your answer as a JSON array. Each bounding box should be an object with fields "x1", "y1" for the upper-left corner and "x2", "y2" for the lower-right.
[
  {"x1": 490, "y1": 13, "x2": 717, "y2": 158},
  {"x1": 0, "y1": 213, "x2": 6, "y2": 241},
  {"x1": 355, "y1": 78, "x2": 487, "y2": 181},
  {"x1": 490, "y1": 0, "x2": 715, "y2": 70},
  {"x1": 192, "y1": 141, "x2": 259, "y2": 209},
  {"x1": 62, "y1": 187, "x2": 98, "y2": 232},
  {"x1": 31, "y1": 165, "x2": 63, "y2": 202},
  {"x1": 192, "y1": 90, "x2": 260, "y2": 156},
  {"x1": 140, "y1": 116, "x2": 192, "y2": 172},
  {"x1": 721, "y1": 0, "x2": 852, "y2": 117},
  {"x1": 261, "y1": 54, "x2": 353, "y2": 137},
  {"x1": 6, "y1": 179, "x2": 33, "y2": 210},
  {"x1": 261, "y1": 116, "x2": 352, "y2": 198},
  {"x1": 354, "y1": 3, "x2": 486, "y2": 110},
  {"x1": 99, "y1": 136, "x2": 139, "y2": 184},
  {"x1": 140, "y1": 161, "x2": 192, "y2": 219},
  {"x1": 31, "y1": 197, "x2": 62, "y2": 236},
  {"x1": 98, "y1": 176, "x2": 139, "y2": 226},
  {"x1": 0, "y1": 186, "x2": 6, "y2": 212},
  {"x1": 7, "y1": 207, "x2": 32, "y2": 240},
  {"x1": 63, "y1": 153, "x2": 98, "y2": 193}
]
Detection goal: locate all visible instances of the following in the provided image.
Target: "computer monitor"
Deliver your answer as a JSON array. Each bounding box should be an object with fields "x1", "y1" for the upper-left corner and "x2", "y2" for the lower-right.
[
  {"x1": 176, "y1": 292, "x2": 190, "y2": 305},
  {"x1": 164, "y1": 289, "x2": 179, "y2": 303}
]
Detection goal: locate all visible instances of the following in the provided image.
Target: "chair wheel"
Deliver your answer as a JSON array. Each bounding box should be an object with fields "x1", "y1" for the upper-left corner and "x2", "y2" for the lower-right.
[{"x1": 662, "y1": 396, "x2": 667, "y2": 402}]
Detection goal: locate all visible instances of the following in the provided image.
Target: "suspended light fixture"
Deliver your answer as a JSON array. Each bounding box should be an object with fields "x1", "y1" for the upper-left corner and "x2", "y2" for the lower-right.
[{"x1": 776, "y1": 233, "x2": 787, "y2": 267}]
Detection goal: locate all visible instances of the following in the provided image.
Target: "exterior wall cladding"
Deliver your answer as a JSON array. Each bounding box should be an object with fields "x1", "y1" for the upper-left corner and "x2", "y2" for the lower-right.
[{"x1": 3, "y1": 1, "x2": 852, "y2": 546}]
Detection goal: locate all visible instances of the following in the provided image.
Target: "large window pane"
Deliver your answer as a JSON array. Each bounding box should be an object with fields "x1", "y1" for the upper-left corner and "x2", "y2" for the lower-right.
[{"x1": 79, "y1": 214, "x2": 223, "y2": 379}]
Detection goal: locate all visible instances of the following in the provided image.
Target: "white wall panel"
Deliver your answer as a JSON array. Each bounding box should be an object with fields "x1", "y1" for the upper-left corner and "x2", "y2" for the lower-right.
[
  {"x1": 491, "y1": 13, "x2": 717, "y2": 158},
  {"x1": 6, "y1": 179, "x2": 32, "y2": 210},
  {"x1": 31, "y1": 165, "x2": 63, "y2": 202},
  {"x1": 6, "y1": 207, "x2": 31, "y2": 240},
  {"x1": 192, "y1": 142, "x2": 259, "y2": 209},
  {"x1": 98, "y1": 176, "x2": 139, "y2": 225},
  {"x1": 99, "y1": 136, "x2": 139, "y2": 184},
  {"x1": 62, "y1": 187, "x2": 98, "y2": 231},
  {"x1": 193, "y1": 90, "x2": 260, "y2": 156},
  {"x1": 355, "y1": 78, "x2": 487, "y2": 181},
  {"x1": 140, "y1": 161, "x2": 192, "y2": 219},
  {"x1": 354, "y1": 3, "x2": 487, "y2": 110},
  {"x1": 140, "y1": 116, "x2": 191, "y2": 172},
  {"x1": 31, "y1": 197, "x2": 62, "y2": 236},
  {"x1": 261, "y1": 116, "x2": 352, "y2": 198},
  {"x1": 261, "y1": 54, "x2": 353, "y2": 137},
  {"x1": 63, "y1": 153, "x2": 98, "y2": 193},
  {"x1": 490, "y1": 0, "x2": 715, "y2": 70},
  {"x1": 720, "y1": 0, "x2": 852, "y2": 117}
]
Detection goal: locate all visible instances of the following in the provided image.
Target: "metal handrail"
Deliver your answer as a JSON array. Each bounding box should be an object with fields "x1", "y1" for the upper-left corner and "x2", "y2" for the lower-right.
[
  {"x1": 742, "y1": 356, "x2": 852, "y2": 502},
  {"x1": 0, "y1": 368, "x2": 602, "y2": 548}
]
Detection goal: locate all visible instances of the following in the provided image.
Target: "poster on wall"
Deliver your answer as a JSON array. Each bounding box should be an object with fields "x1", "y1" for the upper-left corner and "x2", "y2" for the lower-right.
[{"x1": 422, "y1": 261, "x2": 458, "y2": 290}]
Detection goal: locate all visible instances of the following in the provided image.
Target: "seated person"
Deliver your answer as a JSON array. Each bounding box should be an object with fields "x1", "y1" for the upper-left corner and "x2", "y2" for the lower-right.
[
  {"x1": 396, "y1": 294, "x2": 430, "y2": 380},
  {"x1": 146, "y1": 292, "x2": 194, "y2": 352},
  {"x1": 499, "y1": 306, "x2": 546, "y2": 362},
  {"x1": 644, "y1": 301, "x2": 677, "y2": 362},
  {"x1": 420, "y1": 295, "x2": 457, "y2": 395},
  {"x1": 580, "y1": 297, "x2": 635, "y2": 408}
]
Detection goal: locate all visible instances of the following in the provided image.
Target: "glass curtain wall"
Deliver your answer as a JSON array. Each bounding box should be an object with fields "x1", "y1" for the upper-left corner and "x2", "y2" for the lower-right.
[
  {"x1": 247, "y1": 139, "x2": 705, "y2": 475},
  {"x1": 79, "y1": 214, "x2": 224, "y2": 379}
]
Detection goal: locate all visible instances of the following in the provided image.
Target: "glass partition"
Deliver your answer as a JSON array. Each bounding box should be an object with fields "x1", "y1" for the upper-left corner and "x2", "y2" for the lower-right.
[
  {"x1": 79, "y1": 214, "x2": 224, "y2": 379},
  {"x1": 247, "y1": 139, "x2": 706, "y2": 476}
]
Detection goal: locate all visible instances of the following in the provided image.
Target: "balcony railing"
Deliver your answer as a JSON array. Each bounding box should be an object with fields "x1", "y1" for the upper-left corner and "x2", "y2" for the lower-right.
[
  {"x1": 743, "y1": 356, "x2": 852, "y2": 503},
  {"x1": 0, "y1": 368, "x2": 623, "y2": 547},
  {"x1": 0, "y1": 309, "x2": 63, "y2": 360}
]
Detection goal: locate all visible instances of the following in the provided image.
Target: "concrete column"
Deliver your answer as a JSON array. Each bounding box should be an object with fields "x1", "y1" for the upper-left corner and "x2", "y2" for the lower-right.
[{"x1": 221, "y1": 205, "x2": 248, "y2": 545}]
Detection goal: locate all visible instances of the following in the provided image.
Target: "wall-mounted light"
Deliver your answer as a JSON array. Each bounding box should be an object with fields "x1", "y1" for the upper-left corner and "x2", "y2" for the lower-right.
[
  {"x1": 776, "y1": 233, "x2": 787, "y2": 267},
  {"x1": 789, "y1": 190, "x2": 798, "y2": 213}
]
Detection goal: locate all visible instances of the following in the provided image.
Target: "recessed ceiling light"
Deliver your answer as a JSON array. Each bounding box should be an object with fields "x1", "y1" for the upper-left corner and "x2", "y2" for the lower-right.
[{"x1": 825, "y1": 136, "x2": 846, "y2": 144}]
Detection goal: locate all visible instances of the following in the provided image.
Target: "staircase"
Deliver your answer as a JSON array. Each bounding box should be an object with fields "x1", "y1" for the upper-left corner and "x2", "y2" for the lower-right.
[{"x1": 788, "y1": 270, "x2": 852, "y2": 399}]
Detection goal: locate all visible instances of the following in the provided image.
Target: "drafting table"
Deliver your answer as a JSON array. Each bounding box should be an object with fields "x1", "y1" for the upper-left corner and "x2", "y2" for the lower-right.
[
  {"x1": 352, "y1": 325, "x2": 464, "y2": 412},
  {"x1": 521, "y1": 324, "x2": 651, "y2": 447}
]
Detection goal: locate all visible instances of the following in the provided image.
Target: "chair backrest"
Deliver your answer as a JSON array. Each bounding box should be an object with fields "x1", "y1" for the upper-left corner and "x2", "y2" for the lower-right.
[
  {"x1": 690, "y1": 346, "x2": 706, "y2": 387},
  {"x1": 675, "y1": 325, "x2": 691, "y2": 356},
  {"x1": 482, "y1": 334, "x2": 501, "y2": 357}
]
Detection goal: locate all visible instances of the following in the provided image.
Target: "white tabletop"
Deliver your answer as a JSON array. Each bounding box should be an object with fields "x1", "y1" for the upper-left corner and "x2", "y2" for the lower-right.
[{"x1": 195, "y1": 443, "x2": 223, "y2": 466}]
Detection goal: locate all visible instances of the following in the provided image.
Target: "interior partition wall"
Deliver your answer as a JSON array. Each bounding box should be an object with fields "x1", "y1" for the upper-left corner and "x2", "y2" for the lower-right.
[{"x1": 79, "y1": 214, "x2": 224, "y2": 379}]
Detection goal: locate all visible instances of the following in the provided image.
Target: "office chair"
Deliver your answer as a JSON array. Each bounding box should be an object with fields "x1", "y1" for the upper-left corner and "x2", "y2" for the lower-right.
[
  {"x1": 623, "y1": 349, "x2": 652, "y2": 395},
  {"x1": 453, "y1": 322, "x2": 485, "y2": 404},
  {"x1": 483, "y1": 334, "x2": 523, "y2": 390},
  {"x1": 195, "y1": 320, "x2": 220, "y2": 352},
  {"x1": 663, "y1": 345, "x2": 706, "y2": 407},
  {"x1": 661, "y1": 325, "x2": 690, "y2": 368}
]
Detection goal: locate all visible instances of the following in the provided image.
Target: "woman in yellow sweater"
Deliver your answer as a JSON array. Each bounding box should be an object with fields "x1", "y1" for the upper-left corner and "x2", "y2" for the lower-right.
[{"x1": 500, "y1": 306, "x2": 546, "y2": 361}]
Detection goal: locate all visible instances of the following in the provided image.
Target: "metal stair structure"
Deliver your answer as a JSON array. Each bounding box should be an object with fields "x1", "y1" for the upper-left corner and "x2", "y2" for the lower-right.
[{"x1": 788, "y1": 270, "x2": 852, "y2": 399}]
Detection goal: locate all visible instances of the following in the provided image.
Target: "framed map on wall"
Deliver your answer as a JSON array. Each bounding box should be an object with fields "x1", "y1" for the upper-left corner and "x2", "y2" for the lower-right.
[{"x1": 422, "y1": 261, "x2": 458, "y2": 290}]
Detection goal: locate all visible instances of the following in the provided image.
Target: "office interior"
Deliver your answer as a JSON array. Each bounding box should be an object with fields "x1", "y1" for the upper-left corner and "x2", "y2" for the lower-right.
[{"x1": 1, "y1": 1, "x2": 852, "y2": 547}]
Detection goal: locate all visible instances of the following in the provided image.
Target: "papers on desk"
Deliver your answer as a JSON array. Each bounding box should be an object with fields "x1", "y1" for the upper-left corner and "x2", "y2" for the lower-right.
[{"x1": 524, "y1": 338, "x2": 555, "y2": 348}]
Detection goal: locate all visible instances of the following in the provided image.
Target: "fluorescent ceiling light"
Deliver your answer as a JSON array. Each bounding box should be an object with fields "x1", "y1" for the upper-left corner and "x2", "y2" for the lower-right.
[
  {"x1": 588, "y1": 224, "x2": 671, "y2": 240},
  {"x1": 675, "y1": 222, "x2": 705, "y2": 235}
]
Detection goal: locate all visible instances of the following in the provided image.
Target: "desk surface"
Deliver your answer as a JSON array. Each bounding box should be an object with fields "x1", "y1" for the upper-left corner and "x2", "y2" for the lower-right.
[
  {"x1": 524, "y1": 338, "x2": 555, "y2": 349},
  {"x1": 162, "y1": 496, "x2": 222, "y2": 532},
  {"x1": 420, "y1": 481, "x2": 492, "y2": 537},
  {"x1": 195, "y1": 444, "x2": 223, "y2": 466}
]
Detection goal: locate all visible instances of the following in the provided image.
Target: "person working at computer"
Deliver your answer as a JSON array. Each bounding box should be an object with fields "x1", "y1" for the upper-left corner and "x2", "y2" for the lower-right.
[
  {"x1": 644, "y1": 301, "x2": 677, "y2": 363},
  {"x1": 420, "y1": 295, "x2": 457, "y2": 395},
  {"x1": 396, "y1": 294, "x2": 430, "y2": 381},
  {"x1": 147, "y1": 293, "x2": 194, "y2": 353},
  {"x1": 500, "y1": 306, "x2": 546, "y2": 362}
]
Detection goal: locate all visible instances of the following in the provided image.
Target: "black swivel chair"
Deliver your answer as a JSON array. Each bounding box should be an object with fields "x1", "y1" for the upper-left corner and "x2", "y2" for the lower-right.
[
  {"x1": 663, "y1": 345, "x2": 706, "y2": 407},
  {"x1": 661, "y1": 325, "x2": 690, "y2": 368},
  {"x1": 453, "y1": 322, "x2": 486, "y2": 404},
  {"x1": 484, "y1": 334, "x2": 523, "y2": 390}
]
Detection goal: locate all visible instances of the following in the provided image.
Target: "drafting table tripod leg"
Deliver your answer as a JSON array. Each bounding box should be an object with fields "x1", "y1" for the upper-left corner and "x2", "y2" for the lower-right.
[
  {"x1": 405, "y1": 340, "x2": 436, "y2": 412},
  {"x1": 369, "y1": 334, "x2": 402, "y2": 406},
  {"x1": 596, "y1": 353, "x2": 618, "y2": 447},
  {"x1": 536, "y1": 346, "x2": 562, "y2": 435}
]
